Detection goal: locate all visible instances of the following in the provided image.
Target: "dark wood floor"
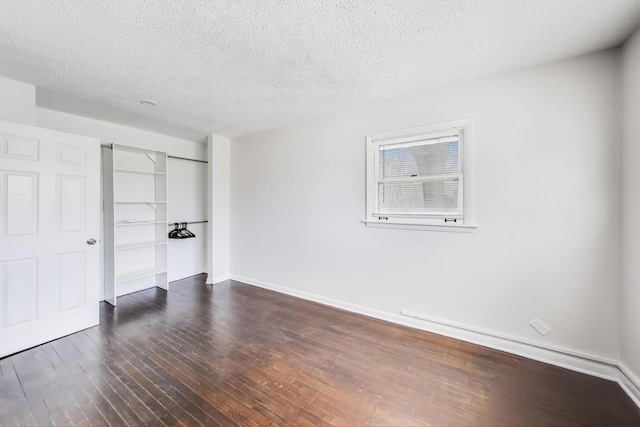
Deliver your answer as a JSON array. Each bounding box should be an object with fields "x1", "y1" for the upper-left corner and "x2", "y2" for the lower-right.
[{"x1": 1, "y1": 275, "x2": 638, "y2": 426}]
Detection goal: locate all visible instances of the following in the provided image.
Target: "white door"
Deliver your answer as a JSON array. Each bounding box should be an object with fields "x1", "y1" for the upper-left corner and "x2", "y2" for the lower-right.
[{"x1": 0, "y1": 120, "x2": 100, "y2": 358}]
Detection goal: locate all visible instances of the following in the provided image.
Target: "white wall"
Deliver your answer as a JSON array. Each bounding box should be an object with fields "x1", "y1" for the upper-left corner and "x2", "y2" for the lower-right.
[
  {"x1": 166, "y1": 157, "x2": 208, "y2": 281},
  {"x1": 0, "y1": 76, "x2": 35, "y2": 125},
  {"x1": 621, "y1": 29, "x2": 640, "y2": 389},
  {"x1": 37, "y1": 108, "x2": 206, "y2": 160},
  {"x1": 232, "y1": 50, "x2": 622, "y2": 361},
  {"x1": 206, "y1": 134, "x2": 231, "y2": 283},
  {"x1": 36, "y1": 108, "x2": 209, "y2": 288}
]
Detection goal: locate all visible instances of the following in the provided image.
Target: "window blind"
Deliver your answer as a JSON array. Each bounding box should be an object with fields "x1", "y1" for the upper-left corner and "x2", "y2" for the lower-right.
[{"x1": 375, "y1": 134, "x2": 462, "y2": 217}]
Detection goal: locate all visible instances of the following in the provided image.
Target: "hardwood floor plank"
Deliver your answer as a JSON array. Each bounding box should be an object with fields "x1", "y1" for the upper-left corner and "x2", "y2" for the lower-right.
[
  {"x1": 1, "y1": 274, "x2": 639, "y2": 426},
  {"x1": 76, "y1": 375, "x2": 129, "y2": 427},
  {"x1": 91, "y1": 366, "x2": 156, "y2": 426},
  {"x1": 75, "y1": 399, "x2": 110, "y2": 427},
  {"x1": 11, "y1": 352, "x2": 56, "y2": 427},
  {"x1": 140, "y1": 343, "x2": 266, "y2": 426},
  {"x1": 107, "y1": 345, "x2": 211, "y2": 427}
]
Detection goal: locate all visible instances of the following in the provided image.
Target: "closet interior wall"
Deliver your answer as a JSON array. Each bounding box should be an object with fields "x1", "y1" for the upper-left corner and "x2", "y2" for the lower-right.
[{"x1": 167, "y1": 156, "x2": 207, "y2": 282}]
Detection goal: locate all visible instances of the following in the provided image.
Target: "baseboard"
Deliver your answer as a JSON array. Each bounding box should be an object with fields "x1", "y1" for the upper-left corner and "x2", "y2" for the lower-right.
[
  {"x1": 206, "y1": 274, "x2": 231, "y2": 285},
  {"x1": 618, "y1": 363, "x2": 640, "y2": 408},
  {"x1": 397, "y1": 309, "x2": 616, "y2": 366},
  {"x1": 230, "y1": 274, "x2": 623, "y2": 383}
]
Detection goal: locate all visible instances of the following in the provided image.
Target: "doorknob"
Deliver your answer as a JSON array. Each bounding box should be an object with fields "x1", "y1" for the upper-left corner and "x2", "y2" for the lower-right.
[{"x1": 87, "y1": 238, "x2": 97, "y2": 245}]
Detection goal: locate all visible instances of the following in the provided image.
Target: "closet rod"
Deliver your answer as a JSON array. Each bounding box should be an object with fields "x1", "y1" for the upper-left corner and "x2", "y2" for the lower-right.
[
  {"x1": 168, "y1": 220, "x2": 208, "y2": 226},
  {"x1": 100, "y1": 145, "x2": 208, "y2": 164},
  {"x1": 168, "y1": 155, "x2": 208, "y2": 164}
]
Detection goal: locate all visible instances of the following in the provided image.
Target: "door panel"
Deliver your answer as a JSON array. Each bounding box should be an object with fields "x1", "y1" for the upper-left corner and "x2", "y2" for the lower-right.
[
  {"x1": 57, "y1": 175, "x2": 86, "y2": 232},
  {"x1": 58, "y1": 143, "x2": 86, "y2": 166},
  {"x1": 2, "y1": 258, "x2": 37, "y2": 327},
  {"x1": 2, "y1": 134, "x2": 39, "y2": 161},
  {"x1": 3, "y1": 171, "x2": 38, "y2": 237},
  {"x1": 57, "y1": 252, "x2": 85, "y2": 312},
  {"x1": 0, "y1": 120, "x2": 100, "y2": 358}
]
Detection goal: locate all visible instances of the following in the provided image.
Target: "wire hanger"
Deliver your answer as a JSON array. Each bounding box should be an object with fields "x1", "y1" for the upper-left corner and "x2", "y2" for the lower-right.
[
  {"x1": 169, "y1": 222, "x2": 196, "y2": 239},
  {"x1": 169, "y1": 223, "x2": 180, "y2": 239}
]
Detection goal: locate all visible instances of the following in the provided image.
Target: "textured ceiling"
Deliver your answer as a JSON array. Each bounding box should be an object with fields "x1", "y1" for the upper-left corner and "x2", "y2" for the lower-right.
[{"x1": 1, "y1": 1, "x2": 640, "y2": 140}]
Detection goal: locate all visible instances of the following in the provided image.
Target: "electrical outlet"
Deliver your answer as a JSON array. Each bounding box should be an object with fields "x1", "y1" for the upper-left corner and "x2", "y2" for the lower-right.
[{"x1": 529, "y1": 318, "x2": 551, "y2": 336}]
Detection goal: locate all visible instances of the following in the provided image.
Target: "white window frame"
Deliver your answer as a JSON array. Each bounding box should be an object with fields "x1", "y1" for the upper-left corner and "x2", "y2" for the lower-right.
[{"x1": 365, "y1": 118, "x2": 474, "y2": 232}]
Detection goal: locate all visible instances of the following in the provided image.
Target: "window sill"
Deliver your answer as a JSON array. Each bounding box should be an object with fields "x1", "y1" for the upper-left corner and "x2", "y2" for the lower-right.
[{"x1": 362, "y1": 220, "x2": 476, "y2": 233}]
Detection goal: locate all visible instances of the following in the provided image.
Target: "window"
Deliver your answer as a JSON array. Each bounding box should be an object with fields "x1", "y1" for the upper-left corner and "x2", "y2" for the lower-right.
[{"x1": 365, "y1": 119, "x2": 473, "y2": 230}]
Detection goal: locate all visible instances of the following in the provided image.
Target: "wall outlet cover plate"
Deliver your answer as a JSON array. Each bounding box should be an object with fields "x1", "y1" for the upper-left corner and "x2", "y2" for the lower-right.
[{"x1": 529, "y1": 318, "x2": 551, "y2": 336}]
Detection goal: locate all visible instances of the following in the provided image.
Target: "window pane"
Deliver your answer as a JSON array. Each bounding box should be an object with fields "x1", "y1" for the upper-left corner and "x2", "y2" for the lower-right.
[
  {"x1": 377, "y1": 178, "x2": 459, "y2": 214},
  {"x1": 379, "y1": 139, "x2": 459, "y2": 179}
]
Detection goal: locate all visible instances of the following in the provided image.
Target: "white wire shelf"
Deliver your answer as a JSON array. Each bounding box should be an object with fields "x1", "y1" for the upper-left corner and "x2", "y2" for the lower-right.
[
  {"x1": 116, "y1": 241, "x2": 168, "y2": 251},
  {"x1": 116, "y1": 268, "x2": 168, "y2": 284},
  {"x1": 115, "y1": 220, "x2": 168, "y2": 226},
  {"x1": 114, "y1": 168, "x2": 166, "y2": 175}
]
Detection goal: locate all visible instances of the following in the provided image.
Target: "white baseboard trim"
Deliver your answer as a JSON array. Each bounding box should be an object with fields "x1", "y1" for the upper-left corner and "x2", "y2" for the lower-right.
[
  {"x1": 206, "y1": 274, "x2": 231, "y2": 285},
  {"x1": 398, "y1": 309, "x2": 616, "y2": 365},
  {"x1": 618, "y1": 363, "x2": 640, "y2": 408},
  {"x1": 230, "y1": 274, "x2": 639, "y2": 409}
]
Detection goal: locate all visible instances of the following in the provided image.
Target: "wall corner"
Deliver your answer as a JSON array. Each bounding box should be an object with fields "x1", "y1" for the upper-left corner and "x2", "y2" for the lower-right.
[
  {"x1": 206, "y1": 133, "x2": 231, "y2": 284},
  {"x1": 0, "y1": 76, "x2": 36, "y2": 125}
]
